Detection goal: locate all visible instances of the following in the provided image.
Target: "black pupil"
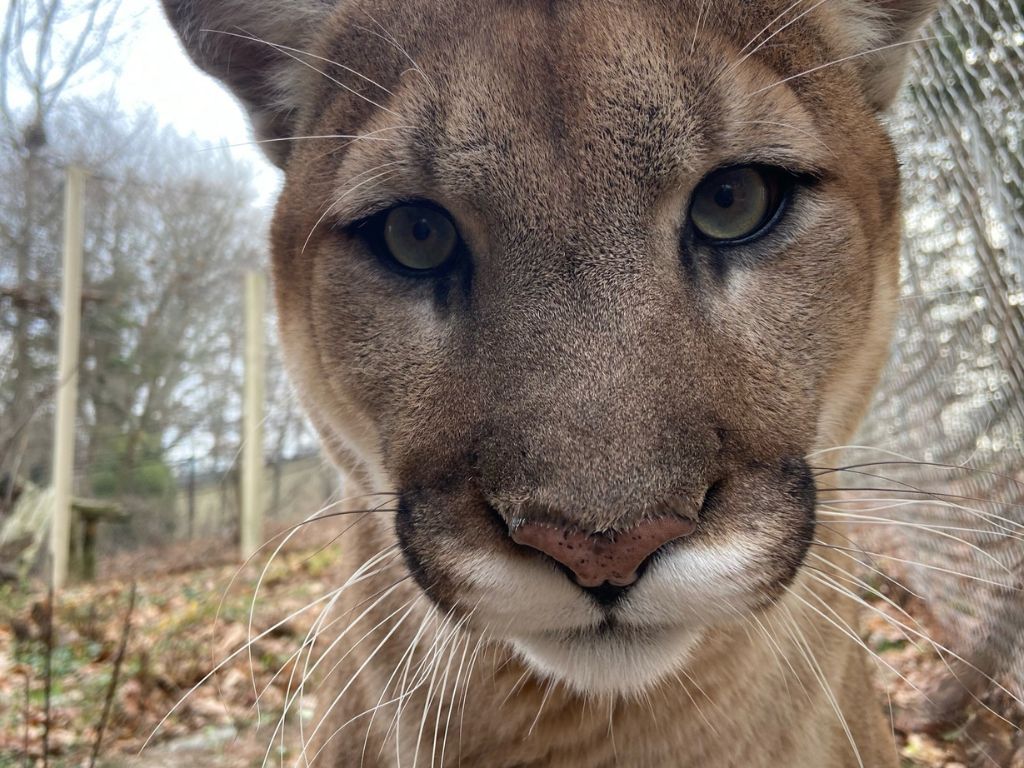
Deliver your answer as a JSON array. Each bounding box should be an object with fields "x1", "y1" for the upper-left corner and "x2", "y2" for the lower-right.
[
  {"x1": 412, "y1": 219, "x2": 432, "y2": 241},
  {"x1": 714, "y1": 184, "x2": 735, "y2": 209}
]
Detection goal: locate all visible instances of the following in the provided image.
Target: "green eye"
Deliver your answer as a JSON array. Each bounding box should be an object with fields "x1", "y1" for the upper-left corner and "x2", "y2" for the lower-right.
[
  {"x1": 382, "y1": 204, "x2": 459, "y2": 271},
  {"x1": 689, "y1": 166, "x2": 788, "y2": 243}
]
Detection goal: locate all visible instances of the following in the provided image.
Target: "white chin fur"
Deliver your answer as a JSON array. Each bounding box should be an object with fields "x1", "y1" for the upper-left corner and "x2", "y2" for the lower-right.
[
  {"x1": 454, "y1": 541, "x2": 762, "y2": 696},
  {"x1": 511, "y1": 625, "x2": 703, "y2": 697}
]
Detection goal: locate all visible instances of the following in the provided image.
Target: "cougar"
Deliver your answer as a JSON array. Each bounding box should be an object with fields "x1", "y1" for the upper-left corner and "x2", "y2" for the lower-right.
[{"x1": 162, "y1": 1, "x2": 939, "y2": 765}]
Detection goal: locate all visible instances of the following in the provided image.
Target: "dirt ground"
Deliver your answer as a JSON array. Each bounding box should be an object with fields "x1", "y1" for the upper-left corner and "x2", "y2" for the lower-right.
[{"x1": 1, "y1": 530, "x2": 1021, "y2": 767}]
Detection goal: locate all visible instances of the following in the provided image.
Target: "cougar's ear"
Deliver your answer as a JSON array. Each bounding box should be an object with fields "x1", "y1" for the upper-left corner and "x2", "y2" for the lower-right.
[
  {"x1": 828, "y1": 0, "x2": 938, "y2": 110},
  {"x1": 162, "y1": 0, "x2": 335, "y2": 167}
]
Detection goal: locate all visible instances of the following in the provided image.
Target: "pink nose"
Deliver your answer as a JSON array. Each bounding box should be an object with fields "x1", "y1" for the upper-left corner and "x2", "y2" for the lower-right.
[{"x1": 510, "y1": 514, "x2": 697, "y2": 588}]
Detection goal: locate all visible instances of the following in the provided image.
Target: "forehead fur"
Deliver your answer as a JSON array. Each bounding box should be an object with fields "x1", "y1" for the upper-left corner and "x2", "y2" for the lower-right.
[{"x1": 300, "y1": 0, "x2": 861, "y2": 146}]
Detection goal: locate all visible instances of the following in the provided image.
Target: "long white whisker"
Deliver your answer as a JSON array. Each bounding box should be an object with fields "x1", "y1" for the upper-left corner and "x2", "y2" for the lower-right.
[
  {"x1": 817, "y1": 509, "x2": 1017, "y2": 569},
  {"x1": 204, "y1": 29, "x2": 401, "y2": 117},
  {"x1": 749, "y1": 36, "x2": 937, "y2": 95},
  {"x1": 260, "y1": 548, "x2": 401, "y2": 763},
  {"x1": 729, "y1": 0, "x2": 831, "y2": 75},
  {"x1": 690, "y1": 0, "x2": 708, "y2": 56},
  {"x1": 292, "y1": 559, "x2": 405, "y2": 757},
  {"x1": 457, "y1": 631, "x2": 488, "y2": 764},
  {"x1": 779, "y1": 601, "x2": 864, "y2": 768},
  {"x1": 302, "y1": 590, "x2": 421, "y2": 765},
  {"x1": 357, "y1": 11, "x2": 436, "y2": 93},
  {"x1": 412, "y1": 608, "x2": 460, "y2": 768},
  {"x1": 142, "y1": 582, "x2": 354, "y2": 752},
  {"x1": 384, "y1": 605, "x2": 439, "y2": 762},
  {"x1": 248, "y1": 499, "x2": 395, "y2": 727},
  {"x1": 430, "y1": 616, "x2": 467, "y2": 767},
  {"x1": 739, "y1": 0, "x2": 809, "y2": 54},
  {"x1": 199, "y1": 125, "x2": 411, "y2": 152},
  {"x1": 300, "y1": 167, "x2": 400, "y2": 254},
  {"x1": 812, "y1": 538, "x2": 1020, "y2": 591},
  {"x1": 792, "y1": 576, "x2": 925, "y2": 694},
  {"x1": 734, "y1": 119, "x2": 837, "y2": 157},
  {"x1": 747, "y1": 609, "x2": 812, "y2": 706},
  {"x1": 439, "y1": 624, "x2": 474, "y2": 768},
  {"x1": 803, "y1": 568, "x2": 1024, "y2": 730}
]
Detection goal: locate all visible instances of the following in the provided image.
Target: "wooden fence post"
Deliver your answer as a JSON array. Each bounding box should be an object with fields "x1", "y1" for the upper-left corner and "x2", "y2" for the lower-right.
[
  {"x1": 241, "y1": 271, "x2": 266, "y2": 560},
  {"x1": 51, "y1": 166, "x2": 85, "y2": 590}
]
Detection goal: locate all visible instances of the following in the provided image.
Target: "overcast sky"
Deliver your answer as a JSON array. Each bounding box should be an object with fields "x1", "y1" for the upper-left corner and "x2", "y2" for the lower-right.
[{"x1": 111, "y1": 0, "x2": 283, "y2": 204}]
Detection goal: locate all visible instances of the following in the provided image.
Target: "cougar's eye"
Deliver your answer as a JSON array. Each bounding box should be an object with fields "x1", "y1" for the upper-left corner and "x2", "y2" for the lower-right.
[
  {"x1": 689, "y1": 165, "x2": 789, "y2": 244},
  {"x1": 379, "y1": 204, "x2": 459, "y2": 272}
]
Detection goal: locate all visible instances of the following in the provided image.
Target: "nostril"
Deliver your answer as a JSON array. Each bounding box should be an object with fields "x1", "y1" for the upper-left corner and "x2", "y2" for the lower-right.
[{"x1": 509, "y1": 510, "x2": 697, "y2": 589}]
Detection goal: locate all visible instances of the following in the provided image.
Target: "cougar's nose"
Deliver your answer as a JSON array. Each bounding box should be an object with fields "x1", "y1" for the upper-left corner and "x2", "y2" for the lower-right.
[{"x1": 509, "y1": 504, "x2": 697, "y2": 588}]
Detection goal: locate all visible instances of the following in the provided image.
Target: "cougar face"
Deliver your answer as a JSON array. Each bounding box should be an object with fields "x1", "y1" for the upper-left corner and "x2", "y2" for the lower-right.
[{"x1": 166, "y1": 0, "x2": 933, "y2": 700}]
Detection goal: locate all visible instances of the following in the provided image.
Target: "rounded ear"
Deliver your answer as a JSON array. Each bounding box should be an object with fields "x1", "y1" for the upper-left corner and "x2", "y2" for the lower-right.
[
  {"x1": 161, "y1": 0, "x2": 335, "y2": 167},
  {"x1": 830, "y1": 0, "x2": 939, "y2": 110}
]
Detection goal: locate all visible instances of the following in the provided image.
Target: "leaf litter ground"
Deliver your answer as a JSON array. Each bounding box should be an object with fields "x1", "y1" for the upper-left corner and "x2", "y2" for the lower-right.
[{"x1": 1, "y1": 528, "x2": 1020, "y2": 767}]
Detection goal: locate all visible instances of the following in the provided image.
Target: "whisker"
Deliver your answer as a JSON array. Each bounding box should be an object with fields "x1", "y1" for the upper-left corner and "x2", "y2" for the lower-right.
[
  {"x1": 816, "y1": 538, "x2": 929, "y2": 602},
  {"x1": 275, "y1": 548, "x2": 403, "y2": 757},
  {"x1": 817, "y1": 477, "x2": 1024, "y2": 525},
  {"x1": 246, "y1": 497, "x2": 397, "y2": 725},
  {"x1": 527, "y1": 679, "x2": 555, "y2": 738},
  {"x1": 817, "y1": 509, "x2": 1018, "y2": 570},
  {"x1": 293, "y1": 556, "x2": 406, "y2": 751},
  {"x1": 669, "y1": 667, "x2": 721, "y2": 736},
  {"x1": 301, "y1": 588, "x2": 420, "y2": 764},
  {"x1": 301, "y1": 167, "x2": 400, "y2": 254},
  {"x1": 500, "y1": 668, "x2": 532, "y2": 708},
  {"x1": 739, "y1": 0, "x2": 810, "y2": 54},
  {"x1": 746, "y1": 609, "x2": 812, "y2": 707},
  {"x1": 802, "y1": 567, "x2": 1024, "y2": 731},
  {"x1": 791, "y1": 576, "x2": 925, "y2": 696},
  {"x1": 457, "y1": 630, "x2": 489, "y2": 764},
  {"x1": 359, "y1": 600, "x2": 437, "y2": 764},
  {"x1": 813, "y1": 538, "x2": 1020, "y2": 591},
  {"x1": 203, "y1": 29, "x2": 401, "y2": 117},
  {"x1": 197, "y1": 125, "x2": 412, "y2": 153},
  {"x1": 725, "y1": 0, "x2": 832, "y2": 79},
  {"x1": 690, "y1": 0, "x2": 708, "y2": 56},
  {"x1": 249, "y1": 564, "x2": 403, "y2": 716},
  {"x1": 357, "y1": 11, "x2": 436, "y2": 93},
  {"x1": 383, "y1": 605, "x2": 442, "y2": 761},
  {"x1": 314, "y1": 604, "x2": 428, "y2": 766},
  {"x1": 778, "y1": 601, "x2": 865, "y2": 768},
  {"x1": 439, "y1": 619, "x2": 475, "y2": 768},
  {"x1": 813, "y1": 459, "x2": 1024, "y2": 493},
  {"x1": 142, "y1": 580, "x2": 358, "y2": 752},
  {"x1": 748, "y1": 36, "x2": 938, "y2": 96},
  {"x1": 412, "y1": 608, "x2": 460, "y2": 768},
  {"x1": 430, "y1": 616, "x2": 467, "y2": 767},
  {"x1": 734, "y1": 119, "x2": 837, "y2": 157}
]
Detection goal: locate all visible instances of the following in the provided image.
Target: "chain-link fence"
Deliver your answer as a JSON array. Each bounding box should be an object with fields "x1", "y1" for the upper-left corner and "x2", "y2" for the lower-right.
[{"x1": 850, "y1": 0, "x2": 1024, "y2": 712}]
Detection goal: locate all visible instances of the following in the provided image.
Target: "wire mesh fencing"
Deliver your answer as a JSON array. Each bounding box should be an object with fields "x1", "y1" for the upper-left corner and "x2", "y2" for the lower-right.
[{"x1": 850, "y1": 0, "x2": 1024, "y2": 710}]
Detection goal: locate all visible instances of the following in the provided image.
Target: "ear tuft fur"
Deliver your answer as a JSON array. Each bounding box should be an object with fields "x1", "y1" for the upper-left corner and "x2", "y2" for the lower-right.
[{"x1": 161, "y1": 0, "x2": 335, "y2": 166}]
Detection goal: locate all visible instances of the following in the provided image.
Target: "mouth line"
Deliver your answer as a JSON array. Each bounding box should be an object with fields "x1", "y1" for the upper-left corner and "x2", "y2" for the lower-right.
[{"x1": 541, "y1": 618, "x2": 682, "y2": 645}]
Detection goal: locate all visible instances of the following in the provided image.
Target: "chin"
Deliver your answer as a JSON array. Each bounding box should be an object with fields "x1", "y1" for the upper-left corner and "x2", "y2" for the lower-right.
[
  {"x1": 511, "y1": 623, "x2": 704, "y2": 697},
  {"x1": 446, "y1": 534, "x2": 796, "y2": 699}
]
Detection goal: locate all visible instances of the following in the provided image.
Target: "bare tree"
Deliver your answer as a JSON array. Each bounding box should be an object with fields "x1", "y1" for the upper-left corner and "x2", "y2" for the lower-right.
[
  {"x1": 0, "y1": 0, "x2": 121, "y2": 139},
  {"x1": 0, "y1": 0, "x2": 121, "y2": 487}
]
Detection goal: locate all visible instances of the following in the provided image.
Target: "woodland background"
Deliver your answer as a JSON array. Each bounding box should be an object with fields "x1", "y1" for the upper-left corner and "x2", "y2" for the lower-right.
[{"x1": 0, "y1": 0, "x2": 1022, "y2": 766}]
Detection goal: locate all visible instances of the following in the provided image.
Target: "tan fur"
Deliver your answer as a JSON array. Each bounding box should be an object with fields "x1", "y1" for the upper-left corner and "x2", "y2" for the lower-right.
[{"x1": 162, "y1": 1, "x2": 937, "y2": 765}]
